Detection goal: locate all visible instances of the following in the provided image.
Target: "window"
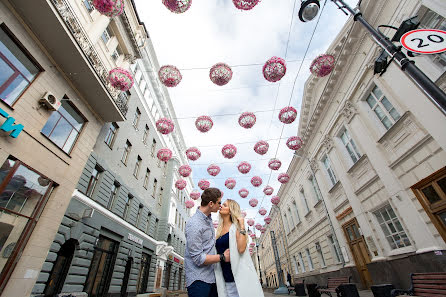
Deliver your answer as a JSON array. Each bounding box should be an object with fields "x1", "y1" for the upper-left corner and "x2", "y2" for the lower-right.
[
  {"x1": 340, "y1": 128, "x2": 361, "y2": 164},
  {"x1": 419, "y1": 7, "x2": 446, "y2": 70},
  {"x1": 292, "y1": 201, "x2": 300, "y2": 224},
  {"x1": 41, "y1": 100, "x2": 86, "y2": 154},
  {"x1": 152, "y1": 179, "x2": 157, "y2": 197},
  {"x1": 122, "y1": 140, "x2": 132, "y2": 165},
  {"x1": 328, "y1": 235, "x2": 342, "y2": 263},
  {"x1": 288, "y1": 208, "x2": 295, "y2": 226},
  {"x1": 136, "y1": 253, "x2": 152, "y2": 293},
  {"x1": 105, "y1": 122, "x2": 118, "y2": 148},
  {"x1": 108, "y1": 182, "x2": 120, "y2": 210},
  {"x1": 44, "y1": 239, "x2": 76, "y2": 296},
  {"x1": 101, "y1": 26, "x2": 113, "y2": 44},
  {"x1": 123, "y1": 194, "x2": 133, "y2": 220},
  {"x1": 146, "y1": 213, "x2": 152, "y2": 235},
  {"x1": 111, "y1": 45, "x2": 122, "y2": 61},
  {"x1": 305, "y1": 248, "x2": 314, "y2": 270},
  {"x1": 142, "y1": 125, "x2": 149, "y2": 144},
  {"x1": 132, "y1": 108, "x2": 141, "y2": 129},
  {"x1": 158, "y1": 187, "x2": 163, "y2": 204},
  {"x1": 322, "y1": 155, "x2": 337, "y2": 186},
  {"x1": 374, "y1": 204, "x2": 411, "y2": 250},
  {"x1": 83, "y1": 0, "x2": 93, "y2": 12},
  {"x1": 0, "y1": 25, "x2": 41, "y2": 106},
  {"x1": 283, "y1": 213, "x2": 290, "y2": 233},
  {"x1": 86, "y1": 165, "x2": 102, "y2": 197},
  {"x1": 298, "y1": 252, "x2": 306, "y2": 272},
  {"x1": 134, "y1": 69, "x2": 143, "y2": 85},
  {"x1": 133, "y1": 156, "x2": 142, "y2": 178},
  {"x1": 309, "y1": 175, "x2": 322, "y2": 203},
  {"x1": 151, "y1": 139, "x2": 156, "y2": 156},
  {"x1": 292, "y1": 255, "x2": 299, "y2": 274},
  {"x1": 300, "y1": 189, "x2": 310, "y2": 214},
  {"x1": 143, "y1": 168, "x2": 151, "y2": 189},
  {"x1": 366, "y1": 86, "x2": 401, "y2": 130},
  {"x1": 136, "y1": 204, "x2": 143, "y2": 227},
  {"x1": 315, "y1": 242, "x2": 326, "y2": 267}
]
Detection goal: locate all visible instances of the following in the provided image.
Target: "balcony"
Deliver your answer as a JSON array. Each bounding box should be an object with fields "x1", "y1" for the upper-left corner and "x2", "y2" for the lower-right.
[{"x1": 10, "y1": 0, "x2": 128, "y2": 121}]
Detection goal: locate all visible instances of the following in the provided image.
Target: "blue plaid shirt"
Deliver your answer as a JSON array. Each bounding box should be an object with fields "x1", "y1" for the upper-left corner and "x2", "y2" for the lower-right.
[{"x1": 185, "y1": 208, "x2": 216, "y2": 287}]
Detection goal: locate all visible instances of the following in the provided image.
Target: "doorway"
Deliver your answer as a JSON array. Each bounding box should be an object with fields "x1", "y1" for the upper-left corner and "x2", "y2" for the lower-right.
[{"x1": 120, "y1": 257, "x2": 132, "y2": 297}]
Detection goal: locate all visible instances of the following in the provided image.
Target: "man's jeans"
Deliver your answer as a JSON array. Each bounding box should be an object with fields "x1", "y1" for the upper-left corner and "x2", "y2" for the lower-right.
[{"x1": 187, "y1": 280, "x2": 218, "y2": 297}]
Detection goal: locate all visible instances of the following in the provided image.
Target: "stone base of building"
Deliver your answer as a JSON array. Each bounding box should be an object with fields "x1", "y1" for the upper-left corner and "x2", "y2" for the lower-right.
[{"x1": 293, "y1": 266, "x2": 362, "y2": 289}]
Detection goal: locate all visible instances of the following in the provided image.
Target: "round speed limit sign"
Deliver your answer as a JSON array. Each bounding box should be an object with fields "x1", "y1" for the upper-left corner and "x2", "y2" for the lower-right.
[{"x1": 401, "y1": 29, "x2": 446, "y2": 54}]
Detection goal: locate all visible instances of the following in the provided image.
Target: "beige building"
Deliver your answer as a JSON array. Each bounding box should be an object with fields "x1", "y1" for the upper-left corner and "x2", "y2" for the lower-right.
[
  {"x1": 0, "y1": 0, "x2": 146, "y2": 295},
  {"x1": 262, "y1": 0, "x2": 446, "y2": 290}
]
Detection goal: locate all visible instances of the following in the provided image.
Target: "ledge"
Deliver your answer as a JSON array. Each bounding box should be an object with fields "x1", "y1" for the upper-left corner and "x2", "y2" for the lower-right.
[
  {"x1": 328, "y1": 181, "x2": 341, "y2": 194},
  {"x1": 377, "y1": 111, "x2": 411, "y2": 144},
  {"x1": 346, "y1": 154, "x2": 368, "y2": 174}
]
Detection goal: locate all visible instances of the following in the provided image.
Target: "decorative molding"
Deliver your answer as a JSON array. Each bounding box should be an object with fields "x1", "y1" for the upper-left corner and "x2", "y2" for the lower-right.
[
  {"x1": 321, "y1": 134, "x2": 334, "y2": 152},
  {"x1": 336, "y1": 206, "x2": 353, "y2": 221},
  {"x1": 341, "y1": 100, "x2": 357, "y2": 123},
  {"x1": 119, "y1": 12, "x2": 142, "y2": 59},
  {"x1": 309, "y1": 159, "x2": 319, "y2": 173}
]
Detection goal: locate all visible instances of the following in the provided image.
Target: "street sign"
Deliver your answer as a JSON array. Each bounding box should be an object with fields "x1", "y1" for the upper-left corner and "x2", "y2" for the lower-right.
[{"x1": 401, "y1": 29, "x2": 446, "y2": 54}]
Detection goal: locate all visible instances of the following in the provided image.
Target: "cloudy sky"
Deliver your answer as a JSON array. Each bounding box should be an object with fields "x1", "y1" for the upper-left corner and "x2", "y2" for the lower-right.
[{"x1": 134, "y1": 0, "x2": 356, "y2": 225}]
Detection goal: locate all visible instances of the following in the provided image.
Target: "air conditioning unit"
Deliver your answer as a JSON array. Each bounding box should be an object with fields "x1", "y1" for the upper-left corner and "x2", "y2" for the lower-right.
[{"x1": 39, "y1": 92, "x2": 61, "y2": 111}]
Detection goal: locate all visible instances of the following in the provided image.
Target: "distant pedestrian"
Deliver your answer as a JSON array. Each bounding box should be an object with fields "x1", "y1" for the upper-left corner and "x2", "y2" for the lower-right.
[{"x1": 287, "y1": 272, "x2": 292, "y2": 287}]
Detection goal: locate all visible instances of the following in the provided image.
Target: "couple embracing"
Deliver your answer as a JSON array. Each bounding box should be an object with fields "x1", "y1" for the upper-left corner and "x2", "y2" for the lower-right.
[{"x1": 185, "y1": 188, "x2": 264, "y2": 297}]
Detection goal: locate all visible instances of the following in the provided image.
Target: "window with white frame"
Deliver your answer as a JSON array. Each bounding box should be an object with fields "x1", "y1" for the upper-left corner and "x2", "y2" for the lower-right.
[
  {"x1": 292, "y1": 201, "x2": 301, "y2": 224},
  {"x1": 305, "y1": 248, "x2": 314, "y2": 270},
  {"x1": 132, "y1": 108, "x2": 141, "y2": 129},
  {"x1": 288, "y1": 208, "x2": 295, "y2": 226},
  {"x1": 374, "y1": 204, "x2": 411, "y2": 250},
  {"x1": 298, "y1": 252, "x2": 306, "y2": 272},
  {"x1": 101, "y1": 26, "x2": 113, "y2": 44},
  {"x1": 419, "y1": 7, "x2": 446, "y2": 71},
  {"x1": 83, "y1": 0, "x2": 93, "y2": 12},
  {"x1": 322, "y1": 155, "x2": 337, "y2": 186},
  {"x1": 328, "y1": 235, "x2": 342, "y2": 263},
  {"x1": 111, "y1": 45, "x2": 122, "y2": 61},
  {"x1": 283, "y1": 213, "x2": 290, "y2": 233},
  {"x1": 366, "y1": 86, "x2": 401, "y2": 130},
  {"x1": 292, "y1": 255, "x2": 299, "y2": 274},
  {"x1": 300, "y1": 189, "x2": 310, "y2": 214},
  {"x1": 309, "y1": 175, "x2": 322, "y2": 203},
  {"x1": 315, "y1": 242, "x2": 326, "y2": 267},
  {"x1": 340, "y1": 128, "x2": 361, "y2": 164}
]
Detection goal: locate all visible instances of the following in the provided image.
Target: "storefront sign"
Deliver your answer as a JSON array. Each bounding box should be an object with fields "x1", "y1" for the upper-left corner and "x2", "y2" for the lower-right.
[
  {"x1": 128, "y1": 233, "x2": 143, "y2": 245},
  {"x1": 0, "y1": 107, "x2": 24, "y2": 138}
]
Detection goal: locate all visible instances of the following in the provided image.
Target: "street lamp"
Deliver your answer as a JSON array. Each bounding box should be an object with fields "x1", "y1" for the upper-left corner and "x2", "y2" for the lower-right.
[
  {"x1": 298, "y1": 0, "x2": 446, "y2": 115},
  {"x1": 255, "y1": 243, "x2": 263, "y2": 286}
]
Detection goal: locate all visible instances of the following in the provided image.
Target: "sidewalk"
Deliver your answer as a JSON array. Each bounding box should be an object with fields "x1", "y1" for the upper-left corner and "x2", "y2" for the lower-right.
[{"x1": 263, "y1": 289, "x2": 374, "y2": 297}]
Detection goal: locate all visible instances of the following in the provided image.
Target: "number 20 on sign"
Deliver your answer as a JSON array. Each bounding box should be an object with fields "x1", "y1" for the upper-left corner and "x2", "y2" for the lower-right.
[{"x1": 401, "y1": 29, "x2": 446, "y2": 54}]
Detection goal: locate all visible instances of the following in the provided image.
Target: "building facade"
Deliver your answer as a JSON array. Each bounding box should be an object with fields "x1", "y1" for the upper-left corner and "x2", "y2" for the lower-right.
[
  {"x1": 0, "y1": 0, "x2": 146, "y2": 295},
  {"x1": 261, "y1": 0, "x2": 446, "y2": 290}
]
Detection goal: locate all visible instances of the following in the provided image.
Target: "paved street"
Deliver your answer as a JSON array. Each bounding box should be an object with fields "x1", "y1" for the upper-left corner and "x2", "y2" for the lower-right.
[{"x1": 262, "y1": 289, "x2": 374, "y2": 297}]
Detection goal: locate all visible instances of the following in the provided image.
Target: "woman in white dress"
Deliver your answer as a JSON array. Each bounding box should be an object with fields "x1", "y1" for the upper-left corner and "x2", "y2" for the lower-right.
[{"x1": 214, "y1": 199, "x2": 264, "y2": 297}]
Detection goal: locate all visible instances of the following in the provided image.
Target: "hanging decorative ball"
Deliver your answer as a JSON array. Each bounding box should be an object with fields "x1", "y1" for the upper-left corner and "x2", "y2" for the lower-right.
[
  {"x1": 264, "y1": 216, "x2": 271, "y2": 224},
  {"x1": 249, "y1": 242, "x2": 256, "y2": 247},
  {"x1": 198, "y1": 179, "x2": 210, "y2": 190},
  {"x1": 255, "y1": 223, "x2": 262, "y2": 230},
  {"x1": 268, "y1": 158, "x2": 282, "y2": 171},
  {"x1": 258, "y1": 207, "x2": 267, "y2": 216},
  {"x1": 207, "y1": 164, "x2": 221, "y2": 176},
  {"x1": 157, "y1": 148, "x2": 172, "y2": 162},
  {"x1": 310, "y1": 54, "x2": 336, "y2": 78},
  {"x1": 254, "y1": 140, "x2": 269, "y2": 155},
  {"x1": 195, "y1": 115, "x2": 213, "y2": 133},
  {"x1": 209, "y1": 63, "x2": 232, "y2": 86},
  {"x1": 278, "y1": 173, "x2": 290, "y2": 184},
  {"x1": 238, "y1": 112, "x2": 256, "y2": 129},
  {"x1": 108, "y1": 67, "x2": 134, "y2": 91},
  {"x1": 287, "y1": 136, "x2": 303, "y2": 151},
  {"x1": 250, "y1": 233, "x2": 256, "y2": 239},
  {"x1": 92, "y1": 0, "x2": 124, "y2": 17},
  {"x1": 213, "y1": 221, "x2": 219, "y2": 228},
  {"x1": 190, "y1": 191, "x2": 201, "y2": 200},
  {"x1": 186, "y1": 147, "x2": 201, "y2": 161},
  {"x1": 247, "y1": 218, "x2": 255, "y2": 226},
  {"x1": 241, "y1": 210, "x2": 247, "y2": 218},
  {"x1": 222, "y1": 144, "x2": 237, "y2": 159},
  {"x1": 238, "y1": 161, "x2": 251, "y2": 174},
  {"x1": 263, "y1": 185, "x2": 274, "y2": 196},
  {"x1": 175, "y1": 179, "x2": 187, "y2": 190},
  {"x1": 179, "y1": 165, "x2": 192, "y2": 177},
  {"x1": 278, "y1": 106, "x2": 298, "y2": 124},
  {"x1": 156, "y1": 118, "x2": 175, "y2": 135},
  {"x1": 232, "y1": 0, "x2": 260, "y2": 10},
  {"x1": 162, "y1": 0, "x2": 192, "y2": 14},
  {"x1": 158, "y1": 65, "x2": 182, "y2": 87},
  {"x1": 225, "y1": 178, "x2": 237, "y2": 189},
  {"x1": 239, "y1": 188, "x2": 249, "y2": 198},
  {"x1": 249, "y1": 248, "x2": 253, "y2": 253},
  {"x1": 249, "y1": 198, "x2": 258, "y2": 207},
  {"x1": 251, "y1": 176, "x2": 263, "y2": 187},
  {"x1": 260, "y1": 226, "x2": 266, "y2": 233},
  {"x1": 263, "y1": 56, "x2": 287, "y2": 82},
  {"x1": 185, "y1": 200, "x2": 195, "y2": 209},
  {"x1": 271, "y1": 196, "x2": 280, "y2": 205}
]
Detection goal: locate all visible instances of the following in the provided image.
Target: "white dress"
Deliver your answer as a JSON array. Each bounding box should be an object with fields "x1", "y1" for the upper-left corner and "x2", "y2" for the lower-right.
[{"x1": 214, "y1": 224, "x2": 264, "y2": 297}]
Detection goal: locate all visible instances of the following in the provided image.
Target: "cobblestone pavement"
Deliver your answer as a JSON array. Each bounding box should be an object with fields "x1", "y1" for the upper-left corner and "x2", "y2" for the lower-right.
[{"x1": 262, "y1": 289, "x2": 374, "y2": 297}]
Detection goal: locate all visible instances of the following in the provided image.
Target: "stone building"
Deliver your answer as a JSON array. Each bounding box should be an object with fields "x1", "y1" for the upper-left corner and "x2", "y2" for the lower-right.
[
  {"x1": 263, "y1": 0, "x2": 446, "y2": 290},
  {"x1": 0, "y1": 0, "x2": 145, "y2": 295}
]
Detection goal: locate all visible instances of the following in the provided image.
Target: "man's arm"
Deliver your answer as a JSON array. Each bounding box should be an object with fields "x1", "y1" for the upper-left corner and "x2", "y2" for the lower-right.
[{"x1": 203, "y1": 249, "x2": 230, "y2": 265}]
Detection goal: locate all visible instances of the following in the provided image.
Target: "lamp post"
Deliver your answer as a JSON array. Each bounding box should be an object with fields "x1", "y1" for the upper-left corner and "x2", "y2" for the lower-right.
[
  {"x1": 270, "y1": 230, "x2": 288, "y2": 294},
  {"x1": 298, "y1": 0, "x2": 446, "y2": 116},
  {"x1": 256, "y1": 243, "x2": 264, "y2": 286}
]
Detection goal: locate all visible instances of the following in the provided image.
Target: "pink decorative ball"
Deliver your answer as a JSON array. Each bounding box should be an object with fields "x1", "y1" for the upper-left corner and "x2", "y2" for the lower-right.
[
  {"x1": 238, "y1": 161, "x2": 251, "y2": 174},
  {"x1": 250, "y1": 233, "x2": 256, "y2": 239},
  {"x1": 195, "y1": 116, "x2": 213, "y2": 133},
  {"x1": 108, "y1": 67, "x2": 134, "y2": 91},
  {"x1": 241, "y1": 210, "x2": 247, "y2": 218},
  {"x1": 207, "y1": 164, "x2": 221, "y2": 176},
  {"x1": 278, "y1": 106, "x2": 297, "y2": 124},
  {"x1": 190, "y1": 191, "x2": 201, "y2": 200},
  {"x1": 271, "y1": 196, "x2": 280, "y2": 205},
  {"x1": 232, "y1": 0, "x2": 260, "y2": 10},
  {"x1": 175, "y1": 179, "x2": 187, "y2": 190},
  {"x1": 249, "y1": 242, "x2": 256, "y2": 247},
  {"x1": 185, "y1": 200, "x2": 195, "y2": 209},
  {"x1": 255, "y1": 223, "x2": 262, "y2": 230},
  {"x1": 179, "y1": 165, "x2": 192, "y2": 177},
  {"x1": 258, "y1": 207, "x2": 267, "y2": 216},
  {"x1": 225, "y1": 178, "x2": 236, "y2": 189},
  {"x1": 268, "y1": 158, "x2": 282, "y2": 171},
  {"x1": 260, "y1": 226, "x2": 266, "y2": 233},
  {"x1": 198, "y1": 179, "x2": 210, "y2": 190},
  {"x1": 156, "y1": 118, "x2": 175, "y2": 135},
  {"x1": 186, "y1": 147, "x2": 201, "y2": 161},
  {"x1": 162, "y1": 0, "x2": 192, "y2": 14},
  {"x1": 278, "y1": 173, "x2": 290, "y2": 184},
  {"x1": 247, "y1": 218, "x2": 255, "y2": 226},
  {"x1": 287, "y1": 136, "x2": 303, "y2": 150},
  {"x1": 251, "y1": 176, "x2": 263, "y2": 187},
  {"x1": 254, "y1": 140, "x2": 269, "y2": 155},
  {"x1": 263, "y1": 57, "x2": 286, "y2": 82},
  {"x1": 210, "y1": 63, "x2": 232, "y2": 86},
  {"x1": 222, "y1": 144, "x2": 237, "y2": 159},
  {"x1": 249, "y1": 198, "x2": 258, "y2": 207},
  {"x1": 310, "y1": 54, "x2": 336, "y2": 77},
  {"x1": 249, "y1": 248, "x2": 253, "y2": 253},
  {"x1": 264, "y1": 216, "x2": 271, "y2": 224},
  {"x1": 238, "y1": 112, "x2": 256, "y2": 129},
  {"x1": 239, "y1": 188, "x2": 249, "y2": 198},
  {"x1": 158, "y1": 65, "x2": 182, "y2": 87},
  {"x1": 263, "y1": 185, "x2": 274, "y2": 196},
  {"x1": 93, "y1": 0, "x2": 124, "y2": 17},
  {"x1": 157, "y1": 148, "x2": 172, "y2": 162}
]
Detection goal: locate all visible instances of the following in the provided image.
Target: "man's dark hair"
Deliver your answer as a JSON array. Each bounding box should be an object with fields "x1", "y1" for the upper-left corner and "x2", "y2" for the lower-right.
[{"x1": 201, "y1": 188, "x2": 221, "y2": 206}]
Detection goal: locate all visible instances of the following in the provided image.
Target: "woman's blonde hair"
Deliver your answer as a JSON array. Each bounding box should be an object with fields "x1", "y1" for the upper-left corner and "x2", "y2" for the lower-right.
[{"x1": 216, "y1": 199, "x2": 248, "y2": 240}]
